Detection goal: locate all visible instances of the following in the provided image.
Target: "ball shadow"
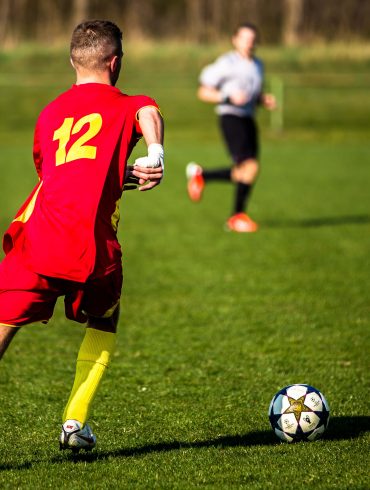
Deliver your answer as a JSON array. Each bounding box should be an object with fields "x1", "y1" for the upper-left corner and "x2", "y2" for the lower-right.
[{"x1": 324, "y1": 415, "x2": 370, "y2": 441}]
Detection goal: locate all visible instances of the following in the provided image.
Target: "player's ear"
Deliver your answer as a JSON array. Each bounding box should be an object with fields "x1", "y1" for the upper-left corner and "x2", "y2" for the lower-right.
[
  {"x1": 109, "y1": 55, "x2": 120, "y2": 73},
  {"x1": 70, "y1": 58, "x2": 76, "y2": 69}
]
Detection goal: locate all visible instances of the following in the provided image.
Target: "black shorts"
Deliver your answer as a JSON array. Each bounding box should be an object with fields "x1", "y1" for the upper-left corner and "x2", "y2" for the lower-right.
[{"x1": 219, "y1": 114, "x2": 259, "y2": 163}]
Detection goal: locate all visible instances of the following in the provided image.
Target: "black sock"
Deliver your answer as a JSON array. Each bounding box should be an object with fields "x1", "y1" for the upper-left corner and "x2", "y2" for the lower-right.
[
  {"x1": 234, "y1": 182, "x2": 252, "y2": 214},
  {"x1": 203, "y1": 168, "x2": 231, "y2": 182}
]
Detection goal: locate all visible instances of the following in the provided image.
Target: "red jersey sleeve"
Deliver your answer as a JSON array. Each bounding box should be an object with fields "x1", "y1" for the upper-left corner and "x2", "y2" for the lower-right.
[{"x1": 129, "y1": 95, "x2": 159, "y2": 136}]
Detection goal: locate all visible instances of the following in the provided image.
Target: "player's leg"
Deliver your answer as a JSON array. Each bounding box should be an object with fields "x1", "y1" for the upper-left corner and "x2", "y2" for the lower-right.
[
  {"x1": 62, "y1": 306, "x2": 119, "y2": 426},
  {"x1": 60, "y1": 308, "x2": 119, "y2": 451},
  {"x1": 0, "y1": 325, "x2": 20, "y2": 360},
  {"x1": 231, "y1": 157, "x2": 259, "y2": 212},
  {"x1": 186, "y1": 163, "x2": 233, "y2": 202},
  {"x1": 225, "y1": 116, "x2": 260, "y2": 232},
  {"x1": 0, "y1": 249, "x2": 58, "y2": 360},
  {"x1": 186, "y1": 115, "x2": 236, "y2": 201},
  {"x1": 60, "y1": 271, "x2": 121, "y2": 451},
  {"x1": 202, "y1": 114, "x2": 237, "y2": 182},
  {"x1": 186, "y1": 162, "x2": 206, "y2": 201}
]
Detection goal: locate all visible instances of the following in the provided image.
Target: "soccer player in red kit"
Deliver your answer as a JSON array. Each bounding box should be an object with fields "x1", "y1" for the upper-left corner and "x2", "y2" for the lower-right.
[{"x1": 0, "y1": 20, "x2": 164, "y2": 452}]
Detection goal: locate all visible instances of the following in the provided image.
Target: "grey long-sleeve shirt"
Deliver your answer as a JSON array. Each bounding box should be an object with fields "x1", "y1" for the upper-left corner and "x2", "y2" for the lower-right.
[{"x1": 199, "y1": 50, "x2": 264, "y2": 118}]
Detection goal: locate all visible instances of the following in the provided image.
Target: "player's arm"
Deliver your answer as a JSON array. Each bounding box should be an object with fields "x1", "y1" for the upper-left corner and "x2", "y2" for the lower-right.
[
  {"x1": 197, "y1": 59, "x2": 229, "y2": 105},
  {"x1": 256, "y1": 59, "x2": 276, "y2": 111},
  {"x1": 197, "y1": 57, "x2": 247, "y2": 106},
  {"x1": 198, "y1": 84, "x2": 249, "y2": 106},
  {"x1": 256, "y1": 88, "x2": 277, "y2": 110},
  {"x1": 131, "y1": 106, "x2": 164, "y2": 192},
  {"x1": 259, "y1": 92, "x2": 277, "y2": 110},
  {"x1": 197, "y1": 85, "x2": 224, "y2": 104}
]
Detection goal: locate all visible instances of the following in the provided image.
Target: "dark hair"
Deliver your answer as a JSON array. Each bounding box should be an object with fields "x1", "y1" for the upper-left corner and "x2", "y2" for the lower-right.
[
  {"x1": 234, "y1": 22, "x2": 259, "y2": 40},
  {"x1": 70, "y1": 20, "x2": 123, "y2": 71}
]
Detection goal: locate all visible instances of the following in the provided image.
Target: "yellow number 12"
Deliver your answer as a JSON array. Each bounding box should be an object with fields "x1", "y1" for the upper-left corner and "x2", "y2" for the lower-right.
[{"x1": 53, "y1": 113, "x2": 103, "y2": 166}]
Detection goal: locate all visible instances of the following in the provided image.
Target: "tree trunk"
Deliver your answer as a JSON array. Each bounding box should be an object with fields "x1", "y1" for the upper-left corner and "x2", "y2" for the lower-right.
[
  {"x1": 72, "y1": 0, "x2": 89, "y2": 28},
  {"x1": 0, "y1": 0, "x2": 11, "y2": 43},
  {"x1": 208, "y1": 0, "x2": 223, "y2": 40},
  {"x1": 282, "y1": 0, "x2": 304, "y2": 45},
  {"x1": 186, "y1": 0, "x2": 204, "y2": 42}
]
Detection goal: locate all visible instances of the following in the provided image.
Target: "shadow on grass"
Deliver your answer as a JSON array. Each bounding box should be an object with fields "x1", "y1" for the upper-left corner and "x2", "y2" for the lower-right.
[
  {"x1": 57, "y1": 415, "x2": 370, "y2": 464},
  {"x1": 324, "y1": 415, "x2": 370, "y2": 441},
  {"x1": 1, "y1": 416, "x2": 368, "y2": 470},
  {"x1": 68, "y1": 430, "x2": 277, "y2": 463},
  {"x1": 263, "y1": 214, "x2": 370, "y2": 229}
]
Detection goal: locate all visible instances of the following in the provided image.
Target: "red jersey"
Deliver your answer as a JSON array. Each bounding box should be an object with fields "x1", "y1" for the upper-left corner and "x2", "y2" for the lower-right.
[{"x1": 3, "y1": 83, "x2": 158, "y2": 282}]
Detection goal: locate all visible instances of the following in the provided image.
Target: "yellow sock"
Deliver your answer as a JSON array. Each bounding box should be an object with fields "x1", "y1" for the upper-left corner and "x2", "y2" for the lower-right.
[{"x1": 62, "y1": 328, "x2": 116, "y2": 425}]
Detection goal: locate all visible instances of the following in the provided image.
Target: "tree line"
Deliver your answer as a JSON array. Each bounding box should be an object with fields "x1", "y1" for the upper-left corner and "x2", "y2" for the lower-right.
[{"x1": 1, "y1": 0, "x2": 369, "y2": 46}]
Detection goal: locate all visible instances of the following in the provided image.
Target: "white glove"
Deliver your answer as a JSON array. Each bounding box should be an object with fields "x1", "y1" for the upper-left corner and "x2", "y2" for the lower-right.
[{"x1": 134, "y1": 143, "x2": 164, "y2": 172}]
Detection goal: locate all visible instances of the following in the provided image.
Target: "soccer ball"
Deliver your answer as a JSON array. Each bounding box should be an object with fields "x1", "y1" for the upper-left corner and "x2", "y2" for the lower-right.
[{"x1": 268, "y1": 384, "x2": 330, "y2": 443}]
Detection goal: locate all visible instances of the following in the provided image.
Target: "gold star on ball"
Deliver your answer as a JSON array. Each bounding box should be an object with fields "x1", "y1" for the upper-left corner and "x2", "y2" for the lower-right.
[{"x1": 284, "y1": 396, "x2": 313, "y2": 422}]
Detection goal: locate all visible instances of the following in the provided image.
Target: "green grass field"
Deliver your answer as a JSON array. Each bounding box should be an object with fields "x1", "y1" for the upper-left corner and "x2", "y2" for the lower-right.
[{"x1": 0, "y1": 44, "x2": 369, "y2": 488}]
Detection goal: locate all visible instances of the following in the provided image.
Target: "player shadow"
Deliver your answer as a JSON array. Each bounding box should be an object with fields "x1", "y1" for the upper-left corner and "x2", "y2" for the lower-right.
[
  {"x1": 0, "y1": 416, "x2": 368, "y2": 470},
  {"x1": 0, "y1": 431, "x2": 274, "y2": 471},
  {"x1": 54, "y1": 415, "x2": 370, "y2": 464},
  {"x1": 262, "y1": 214, "x2": 370, "y2": 229},
  {"x1": 56, "y1": 430, "x2": 277, "y2": 464}
]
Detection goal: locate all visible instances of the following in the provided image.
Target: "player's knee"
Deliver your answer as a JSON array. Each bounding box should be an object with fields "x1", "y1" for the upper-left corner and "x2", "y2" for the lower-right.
[
  {"x1": 87, "y1": 304, "x2": 120, "y2": 333},
  {"x1": 87, "y1": 316, "x2": 117, "y2": 333},
  {"x1": 233, "y1": 159, "x2": 259, "y2": 183}
]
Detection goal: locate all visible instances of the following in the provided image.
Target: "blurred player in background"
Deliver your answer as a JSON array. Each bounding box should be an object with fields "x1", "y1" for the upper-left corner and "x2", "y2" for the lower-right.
[
  {"x1": 0, "y1": 20, "x2": 164, "y2": 452},
  {"x1": 186, "y1": 22, "x2": 276, "y2": 232}
]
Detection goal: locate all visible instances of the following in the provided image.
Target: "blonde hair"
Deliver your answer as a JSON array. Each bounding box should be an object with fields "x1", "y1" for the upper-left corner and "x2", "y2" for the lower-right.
[{"x1": 70, "y1": 20, "x2": 123, "y2": 71}]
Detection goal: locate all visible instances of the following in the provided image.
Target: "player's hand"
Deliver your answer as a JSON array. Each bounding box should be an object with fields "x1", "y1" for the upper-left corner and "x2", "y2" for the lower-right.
[
  {"x1": 133, "y1": 143, "x2": 164, "y2": 191},
  {"x1": 229, "y1": 90, "x2": 249, "y2": 106},
  {"x1": 132, "y1": 164, "x2": 163, "y2": 191},
  {"x1": 123, "y1": 164, "x2": 163, "y2": 191},
  {"x1": 262, "y1": 93, "x2": 277, "y2": 110},
  {"x1": 123, "y1": 165, "x2": 140, "y2": 191}
]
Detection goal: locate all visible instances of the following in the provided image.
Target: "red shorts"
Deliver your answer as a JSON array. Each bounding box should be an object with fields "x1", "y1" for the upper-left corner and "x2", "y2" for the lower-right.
[{"x1": 0, "y1": 249, "x2": 123, "y2": 326}]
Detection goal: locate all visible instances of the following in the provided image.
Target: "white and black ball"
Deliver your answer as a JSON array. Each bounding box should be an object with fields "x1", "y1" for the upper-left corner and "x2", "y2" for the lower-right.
[{"x1": 268, "y1": 384, "x2": 330, "y2": 443}]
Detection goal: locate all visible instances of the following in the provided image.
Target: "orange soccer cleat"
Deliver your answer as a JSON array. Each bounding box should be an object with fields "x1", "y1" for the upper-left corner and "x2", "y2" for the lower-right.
[
  {"x1": 186, "y1": 162, "x2": 205, "y2": 202},
  {"x1": 226, "y1": 212, "x2": 258, "y2": 233}
]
